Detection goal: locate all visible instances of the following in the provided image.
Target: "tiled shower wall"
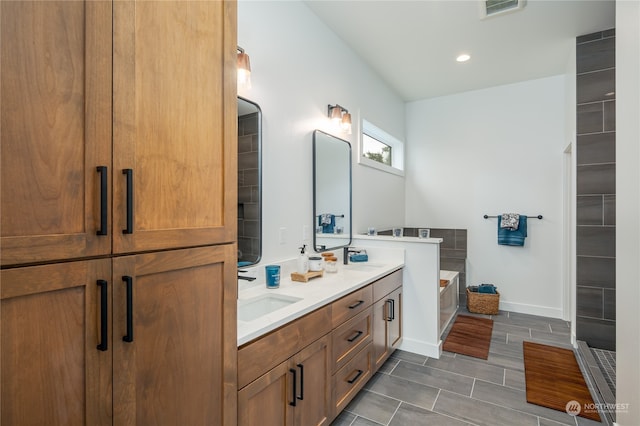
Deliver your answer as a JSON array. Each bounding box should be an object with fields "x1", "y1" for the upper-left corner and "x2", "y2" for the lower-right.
[
  {"x1": 238, "y1": 112, "x2": 260, "y2": 264},
  {"x1": 575, "y1": 29, "x2": 616, "y2": 351}
]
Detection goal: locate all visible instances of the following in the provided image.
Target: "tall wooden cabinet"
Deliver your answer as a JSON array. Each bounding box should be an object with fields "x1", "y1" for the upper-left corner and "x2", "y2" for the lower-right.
[
  {"x1": 0, "y1": 1, "x2": 113, "y2": 265},
  {"x1": 112, "y1": 0, "x2": 236, "y2": 254},
  {"x1": 111, "y1": 245, "x2": 236, "y2": 426},
  {"x1": 1, "y1": 1, "x2": 238, "y2": 425},
  {"x1": 1, "y1": 260, "x2": 113, "y2": 425}
]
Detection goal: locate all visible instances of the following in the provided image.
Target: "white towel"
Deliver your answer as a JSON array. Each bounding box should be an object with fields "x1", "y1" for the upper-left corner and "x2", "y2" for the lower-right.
[
  {"x1": 320, "y1": 213, "x2": 333, "y2": 225},
  {"x1": 500, "y1": 213, "x2": 520, "y2": 230}
]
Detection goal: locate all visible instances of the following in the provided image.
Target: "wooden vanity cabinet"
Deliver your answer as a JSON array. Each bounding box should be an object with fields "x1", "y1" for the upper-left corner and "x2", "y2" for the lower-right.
[
  {"x1": 238, "y1": 309, "x2": 332, "y2": 426},
  {"x1": 238, "y1": 336, "x2": 331, "y2": 426},
  {"x1": 372, "y1": 270, "x2": 403, "y2": 371},
  {"x1": 328, "y1": 291, "x2": 374, "y2": 420},
  {"x1": 238, "y1": 269, "x2": 403, "y2": 425}
]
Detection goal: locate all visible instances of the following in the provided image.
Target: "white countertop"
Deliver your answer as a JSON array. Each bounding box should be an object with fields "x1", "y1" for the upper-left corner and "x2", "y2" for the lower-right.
[
  {"x1": 354, "y1": 234, "x2": 443, "y2": 244},
  {"x1": 237, "y1": 248, "x2": 404, "y2": 346}
]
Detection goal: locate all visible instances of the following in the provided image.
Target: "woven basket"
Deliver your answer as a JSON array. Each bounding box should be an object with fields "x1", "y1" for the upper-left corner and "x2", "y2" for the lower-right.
[{"x1": 466, "y1": 288, "x2": 500, "y2": 315}]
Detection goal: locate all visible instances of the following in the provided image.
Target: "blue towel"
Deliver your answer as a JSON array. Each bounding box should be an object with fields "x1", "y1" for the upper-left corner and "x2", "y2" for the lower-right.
[
  {"x1": 498, "y1": 215, "x2": 527, "y2": 246},
  {"x1": 478, "y1": 284, "x2": 498, "y2": 294},
  {"x1": 318, "y1": 214, "x2": 335, "y2": 233}
]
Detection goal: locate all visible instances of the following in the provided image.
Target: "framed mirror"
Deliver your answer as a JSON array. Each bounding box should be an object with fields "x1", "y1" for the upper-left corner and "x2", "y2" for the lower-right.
[
  {"x1": 237, "y1": 97, "x2": 262, "y2": 266},
  {"x1": 313, "y1": 130, "x2": 352, "y2": 252}
]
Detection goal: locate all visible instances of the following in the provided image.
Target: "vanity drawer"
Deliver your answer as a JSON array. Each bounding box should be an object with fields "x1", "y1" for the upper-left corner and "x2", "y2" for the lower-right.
[
  {"x1": 332, "y1": 343, "x2": 372, "y2": 416},
  {"x1": 238, "y1": 305, "x2": 331, "y2": 389},
  {"x1": 331, "y1": 285, "x2": 373, "y2": 328},
  {"x1": 373, "y1": 269, "x2": 403, "y2": 301},
  {"x1": 332, "y1": 307, "x2": 372, "y2": 373}
]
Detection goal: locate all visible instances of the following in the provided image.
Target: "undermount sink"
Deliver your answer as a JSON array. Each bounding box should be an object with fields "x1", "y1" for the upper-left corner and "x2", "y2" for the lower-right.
[{"x1": 238, "y1": 294, "x2": 302, "y2": 322}]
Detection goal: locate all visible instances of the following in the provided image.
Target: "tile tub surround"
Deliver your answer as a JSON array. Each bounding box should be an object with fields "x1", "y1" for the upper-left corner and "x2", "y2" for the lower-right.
[
  {"x1": 378, "y1": 227, "x2": 468, "y2": 305},
  {"x1": 331, "y1": 310, "x2": 609, "y2": 426},
  {"x1": 575, "y1": 29, "x2": 616, "y2": 351},
  {"x1": 237, "y1": 246, "x2": 404, "y2": 346}
]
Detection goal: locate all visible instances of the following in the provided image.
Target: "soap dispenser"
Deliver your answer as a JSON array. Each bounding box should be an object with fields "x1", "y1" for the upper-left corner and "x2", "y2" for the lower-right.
[{"x1": 297, "y1": 245, "x2": 309, "y2": 274}]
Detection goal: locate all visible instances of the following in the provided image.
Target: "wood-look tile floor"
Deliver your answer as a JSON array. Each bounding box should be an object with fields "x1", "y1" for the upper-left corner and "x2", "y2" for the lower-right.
[{"x1": 331, "y1": 309, "x2": 605, "y2": 426}]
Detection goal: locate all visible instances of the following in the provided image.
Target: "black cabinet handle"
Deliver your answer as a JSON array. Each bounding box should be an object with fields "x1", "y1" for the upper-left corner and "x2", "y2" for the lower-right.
[
  {"x1": 347, "y1": 369, "x2": 363, "y2": 384},
  {"x1": 385, "y1": 299, "x2": 393, "y2": 322},
  {"x1": 122, "y1": 276, "x2": 133, "y2": 343},
  {"x1": 289, "y1": 368, "x2": 297, "y2": 407},
  {"x1": 347, "y1": 330, "x2": 363, "y2": 343},
  {"x1": 97, "y1": 280, "x2": 108, "y2": 351},
  {"x1": 390, "y1": 299, "x2": 395, "y2": 321},
  {"x1": 96, "y1": 166, "x2": 108, "y2": 236},
  {"x1": 122, "y1": 169, "x2": 133, "y2": 234},
  {"x1": 348, "y1": 300, "x2": 364, "y2": 310},
  {"x1": 297, "y1": 364, "x2": 304, "y2": 401}
]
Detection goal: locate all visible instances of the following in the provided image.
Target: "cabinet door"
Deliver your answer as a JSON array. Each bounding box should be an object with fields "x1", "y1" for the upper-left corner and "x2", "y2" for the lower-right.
[
  {"x1": 372, "y1": 287, "x2": 403, "y2": 371},
  {"x1": 0, "y1": 1, "x2": 112, "y2": 266},
  {"x1": 112, "y1": 244, "x2": 237, "y2": 426},
  {"x1": 112, "y1": 0, "x2": 237, "y2": 254},
  {"x1": 293, "y1": 335, "x2": 331, "y2": 426},
  {"x1": 1, "y1": 259, "x2": 112, "y2": 425},
  {"x1": 388, "y1": 287, "x2": 403, "y2": 351},
  {"x1": 238, "y1": 360, "x2": 294, "y2": 426},
  {"x1": 372, "y1": 297, "x2": 391, "y2": 371}
]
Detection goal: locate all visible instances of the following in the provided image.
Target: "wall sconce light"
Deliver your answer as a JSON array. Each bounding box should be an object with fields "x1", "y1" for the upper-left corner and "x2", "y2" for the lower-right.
[
  {"x1": 237, "y1": 46, "x2": 251, "y2": 90},
  {"x1": 328, "y1": 104, "x2": 352, "y2": 134}
]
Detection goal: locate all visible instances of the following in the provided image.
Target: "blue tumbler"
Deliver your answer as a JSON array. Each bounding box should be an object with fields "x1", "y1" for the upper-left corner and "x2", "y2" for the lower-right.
[{"x1": 265, "y1": 265, "x2": 281, "y2": 289}]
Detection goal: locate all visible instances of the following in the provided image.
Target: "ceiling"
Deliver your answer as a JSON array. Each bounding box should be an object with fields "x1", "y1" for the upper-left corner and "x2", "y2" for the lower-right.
[{"x1": 304, "y1": 0, "x2": 616, "y2": 101}]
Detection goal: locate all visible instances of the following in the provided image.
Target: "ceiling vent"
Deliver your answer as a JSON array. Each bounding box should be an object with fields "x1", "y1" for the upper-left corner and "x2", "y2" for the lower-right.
[{"x1": 480, "y1": 0, "x2": 526, "y2": 19}]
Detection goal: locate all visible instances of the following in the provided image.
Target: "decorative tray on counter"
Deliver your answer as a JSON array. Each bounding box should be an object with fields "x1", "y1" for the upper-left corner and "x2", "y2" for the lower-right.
[{"x1": 291, "y1": 270, "x2": 324, "y2": 282}]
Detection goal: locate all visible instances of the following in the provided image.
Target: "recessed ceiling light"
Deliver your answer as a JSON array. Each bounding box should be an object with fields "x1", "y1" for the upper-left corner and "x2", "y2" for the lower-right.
[{"x1": 456, "y1": 54, "x2": 471, "y2": 63}]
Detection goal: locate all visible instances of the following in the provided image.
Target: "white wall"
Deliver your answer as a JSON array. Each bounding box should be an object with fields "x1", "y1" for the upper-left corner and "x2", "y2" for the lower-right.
[
  {"x1": 405, "y1": 76, "x2": 566, "y2": 318},
  {"x1": 564, "y1": 44, "x2": 577, "y2": 327},
  {"x1": 615, "y1": 1, "x2": 640, "y2": 423},
  {"x1": 238, "y1": 1, "x2": 406, "y2": 263}
]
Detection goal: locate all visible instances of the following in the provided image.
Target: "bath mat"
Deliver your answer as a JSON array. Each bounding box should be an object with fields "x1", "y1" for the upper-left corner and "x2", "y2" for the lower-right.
[
  {"x1": 523, "y1": 341, "x2": 601, "y2": 422},
  {"x1": 442, "y1": 315, "x2": 493, "y2": 359}
]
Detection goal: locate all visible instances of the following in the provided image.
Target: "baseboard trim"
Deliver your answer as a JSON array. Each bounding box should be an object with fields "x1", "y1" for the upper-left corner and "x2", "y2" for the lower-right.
[
  {"x1": 399, "y1": 337, "x2": 441, "y2": 358},
  {"x1": 499, "y1": 300, "x2": 563, "y2": 319}
]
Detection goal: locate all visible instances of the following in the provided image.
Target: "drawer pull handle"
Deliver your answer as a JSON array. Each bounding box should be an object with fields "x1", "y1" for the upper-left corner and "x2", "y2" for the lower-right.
[
  {"x1": 289, "y1": 368, "x2": 297, "y2": 407},
  {"x1": 390, "y1": 298, "x2": 395, "y2": 320},
  {"x1": 122, "y1": 169, "x2": 134, "y2": 234},
  {"x1": 96, "y1": 166, "x2": 108, "y2": 236},
  {"x1": 385, "y1": 299, "x2": 393, "y2": 322},
  {"x1": 297, "y1": 363, "x2": 304, "y2": 401},
  {"x1": 97, "y1": 280, "x2": 108, "y2": 351},
  {"x1": 347, "y1": 369, "x2": 363, "y2": 384},
  {"x1": 348, "y1": 300, "x2": 364, "y2": 309},
  {"x1": 347, "y1": 330, "x2": 363, "y2": 342},
  {"x1": 122, "y1": 276, "x2": 134, "y2": 343}
]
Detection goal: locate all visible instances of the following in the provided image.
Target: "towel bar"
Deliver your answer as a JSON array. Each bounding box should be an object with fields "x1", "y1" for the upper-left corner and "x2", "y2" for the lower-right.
[{"x1": 483, "y1": 214, "x2": 543, "y2": 219}]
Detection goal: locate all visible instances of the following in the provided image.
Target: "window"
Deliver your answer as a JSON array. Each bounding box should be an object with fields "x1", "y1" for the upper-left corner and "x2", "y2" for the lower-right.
[{"x1": 359, "y1": 119, "x2": 404, "y2": 176}]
